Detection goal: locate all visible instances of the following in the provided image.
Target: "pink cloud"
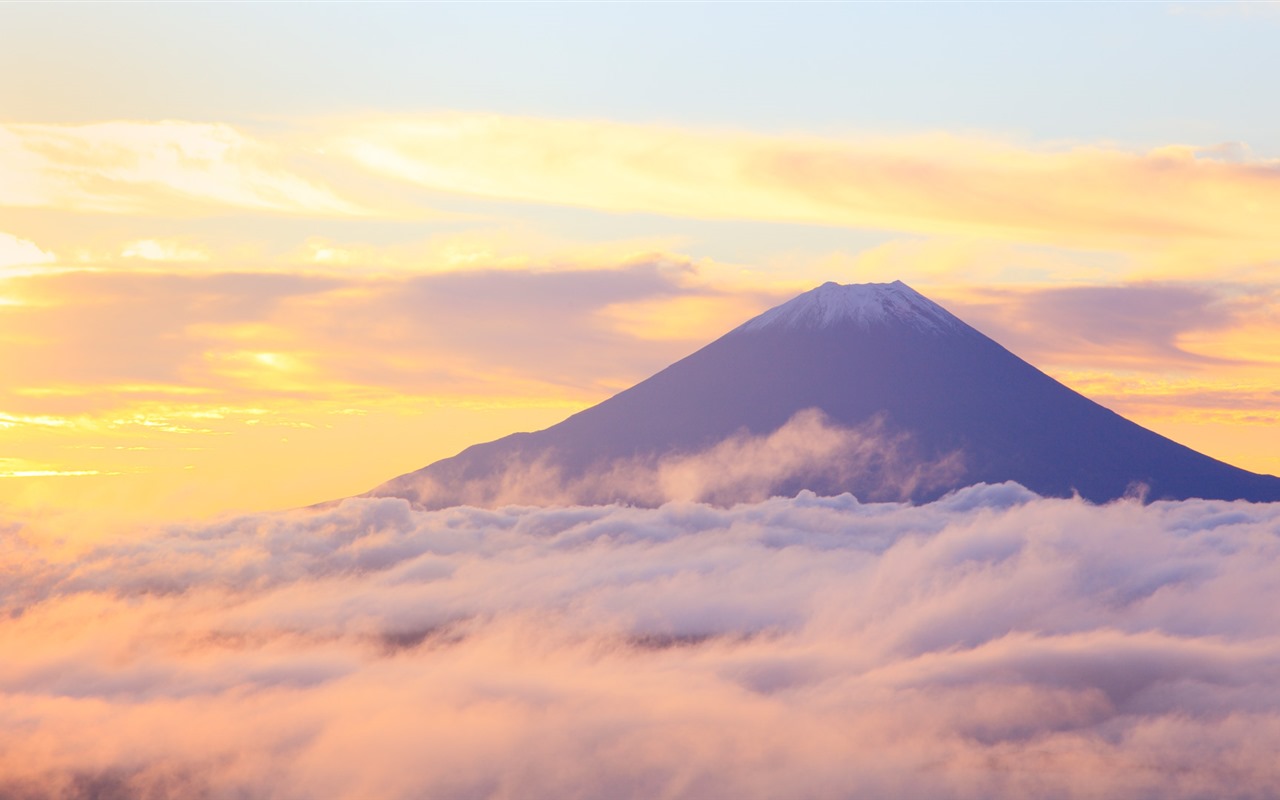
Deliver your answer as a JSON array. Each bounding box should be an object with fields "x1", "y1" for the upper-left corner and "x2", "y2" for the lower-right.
[
  {"x1": 383, "y1": 409, "x2": 964, "y2": 508},
  {"x1": 3, "y1": 486, "x2": 1280, "y2": 797}
]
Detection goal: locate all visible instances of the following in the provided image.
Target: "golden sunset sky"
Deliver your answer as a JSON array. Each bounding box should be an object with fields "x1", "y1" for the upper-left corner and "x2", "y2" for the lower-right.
[{"x1": 3, "y1": 3, "x2": 1280, "y2": 529}]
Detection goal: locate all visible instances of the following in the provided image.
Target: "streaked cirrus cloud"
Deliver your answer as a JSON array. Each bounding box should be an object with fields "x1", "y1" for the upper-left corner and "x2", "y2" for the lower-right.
[
  {"x1": 338, "y1": 114, "x2": 1280, "y2": 261},
  {"x1": 0, "y1": 121, "x2": 365, "y2": 216},
  {"x1": 6, "y1": 116, "x2": 1280, "y2": 275}
]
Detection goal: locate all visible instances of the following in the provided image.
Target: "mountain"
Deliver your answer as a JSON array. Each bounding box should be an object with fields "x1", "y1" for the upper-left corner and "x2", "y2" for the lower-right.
[{"x1": 368, "y1": 280, "x2": 1280, "y2": 507}]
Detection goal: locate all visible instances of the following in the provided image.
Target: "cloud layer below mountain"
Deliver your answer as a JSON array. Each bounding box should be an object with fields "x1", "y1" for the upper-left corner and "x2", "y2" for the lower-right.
[{"x1": 4, "y1": 485, "x2": 1280, "y2": 798}]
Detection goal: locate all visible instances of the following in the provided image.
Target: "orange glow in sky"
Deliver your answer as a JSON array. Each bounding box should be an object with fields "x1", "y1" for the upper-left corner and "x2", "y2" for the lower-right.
[
  {"x1": 3, "y1": 4, "x2": 1280, "y2": 528},
  {"x1": 6, "y1": 7, "x2": 1280, "y2": 799}
]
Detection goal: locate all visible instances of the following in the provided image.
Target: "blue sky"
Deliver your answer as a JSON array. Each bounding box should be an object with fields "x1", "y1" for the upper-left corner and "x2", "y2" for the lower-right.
[{"x1": 5, "y1": 2, "x2": 1279, "y2": 151}]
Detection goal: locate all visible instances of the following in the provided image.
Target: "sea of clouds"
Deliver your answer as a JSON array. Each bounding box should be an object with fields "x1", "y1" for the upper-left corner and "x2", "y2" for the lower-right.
[{"x1": 4, "y1": 484, "x2": 1280, "y2": 799}]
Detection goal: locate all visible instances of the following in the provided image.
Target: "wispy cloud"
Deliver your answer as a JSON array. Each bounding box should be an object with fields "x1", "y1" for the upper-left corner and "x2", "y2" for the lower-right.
[
  {"x1": 120, "y1": 238, "x2": 210, "y2": 263},
  {"x1": 8, "y1": 116, "x2": 1280, "y2": 274},
  {"x1": 0, "y1": 260, "x2": 747, "y2": 517},
  {"x1": 0, "y1": 231, "x2": 56, "y2": 276},
  {"x1": 338, "y1": 114, "x2": 1280, "y2": 260},
  {"x1": 4, "y1": 255, "x2": 1279, "y2": 517},
  {"x1": 379, "y1": 409, "x2": 964, "y2": 508},
  {"x1": 944, "y1": 282, "x2": 1263, "y2": 370},
  {"x1": 0, "y1": 122, "x2": 365, "y2": 216},
  {"x1": 5, "y1": 114, "x2": 1280, "y2": 516},
  {"x1": 0, "y1": 261, "x2": 716, "y2": 412}
]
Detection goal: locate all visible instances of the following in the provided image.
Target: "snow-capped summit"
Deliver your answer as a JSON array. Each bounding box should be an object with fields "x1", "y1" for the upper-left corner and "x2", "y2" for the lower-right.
[{"x1": 739, "y1": 280, "x2": 963, "y2": 335}]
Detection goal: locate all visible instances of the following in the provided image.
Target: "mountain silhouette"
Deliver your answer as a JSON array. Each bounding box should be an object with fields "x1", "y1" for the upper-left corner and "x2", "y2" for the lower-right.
[{"x1": 368, "y1": 280, "x2": 1280, "y2": 507}]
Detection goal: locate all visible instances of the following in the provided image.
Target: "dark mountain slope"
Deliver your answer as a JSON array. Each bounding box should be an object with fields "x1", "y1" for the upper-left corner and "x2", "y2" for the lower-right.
[{"x1": 369, "y1": 281, "x2": 1280, "y2": 507}]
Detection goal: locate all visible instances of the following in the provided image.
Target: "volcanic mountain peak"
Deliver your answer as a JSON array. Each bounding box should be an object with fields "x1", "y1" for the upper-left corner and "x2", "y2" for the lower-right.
[
  {"x1": 738, "y1": 279, "x2": 963, "y2": 335},
  {"x1": 366, "y1": 279, "x2": 1280, "y2": 508}
]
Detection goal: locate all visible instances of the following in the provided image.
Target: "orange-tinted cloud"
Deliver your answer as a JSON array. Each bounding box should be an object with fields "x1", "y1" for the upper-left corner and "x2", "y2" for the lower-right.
[
  {"x1": 10, "y1": 116, "x2": 1280, "y2": 277},
  {"x1": 0, "y1": 121, "x2": 364, "y2": 216},
  {"x1": 0, "y1": 259, "x2": 758, "y2": 518},
  {"x1": 339, "y1": 115, "x2": 1280, "y2": 263},
  {"x1": 0, "y1": 231, "x2": 56, "y2": 275},
  {"x1": 927, "y1": 281, "x2": 1280, "y2": 480},
  {"x1": 0, "y1": 260, "x2": 727, "y2": 410},
  {"x1": 942, "y1": 282, "x2": 1269, "y2": 371},
  {"x1": 4, "y1": 488, "x2": 1280, "y2": 798},
  {"x1": 5, "y1": 113, "x2": 1280, "y2": 518},
  {"x1": 4, "y1": 257, "x2": 1280, "y2": 519}
]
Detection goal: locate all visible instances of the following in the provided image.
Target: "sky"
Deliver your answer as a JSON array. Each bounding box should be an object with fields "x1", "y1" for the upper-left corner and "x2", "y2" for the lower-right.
[
  {"x1": 6, "y1": 5, "x2": 1280, "y2": 798},
  {"x1": 3, "y1": 2, "x2": 1280, "y2": 526}
]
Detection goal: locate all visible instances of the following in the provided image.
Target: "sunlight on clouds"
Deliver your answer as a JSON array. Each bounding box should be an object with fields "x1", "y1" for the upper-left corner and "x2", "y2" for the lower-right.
[
  {"x1": 307, "y1": 239, "x2": 355, "y2": 266},
  {"x1": 1051, "y1": 371, "x2": 1280, "y2": 421},
  {"x1": 936, "y1": 281, "x2": 1271, "y2": 370},
  {"x1": 279, "y1": 230, "x2": 700, "y2": 279},
  {"x1": 3, "y1": 113, "x2": 1280, "y2": 521},
  {"x1": 202, "y1": 349, "x2": 327, "y2": 394},
  {"x1": 295, "y1": 232, "x2": 547, "y2": 274},
  {"x1": 7, "y1": 116, "x2": 1279, "y2": 286},
  {"x1": 918, "y1": 281, "x2": 1280, "y2": 480},
  {"x1": 337, "y1": 114, "x2": 1280, "y2": 273},
  {"x1": 1179, "y1": 315, "x2": 1280, "y2": 365},
  {"x1": 0, "y1": 229, "x2": 55, "y2": 272},
  {"x1": 0, "y1": 121, "x2": 365, "y2": 217},
  {"x1": 5, "y1": 115, "x2": 1280, "y2": 287},
  {"x1": 12, "y1": 384, "x2": 214, "y2": 404},
  {"x1": 121, "y1": 238, "x2": 210, "y2": 262},
  {"x1": 3, "y1": 260, "x2": 689, "y2": 521},
  {"x1": 2, "y1": 252, "x2": 1279, "y2": 522},
  {"x1": 0, "y1": 259, "x2": 708, "y2": 412},
  {"x1": 1021, "y1": 368, "x2": 1280, "y2": 482},
  {"x1": 0, "y1": 395, "x2": 582, "y2": 525},
  {"x1": 0, "y1": 412, "x2": 75, "y2": 429},
  {"x1": 0, "y1": 459, "x2": 107, "y2": 478}
]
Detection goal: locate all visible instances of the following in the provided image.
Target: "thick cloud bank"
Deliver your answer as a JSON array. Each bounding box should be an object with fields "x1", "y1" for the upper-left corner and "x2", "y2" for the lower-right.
[{"x1": 3, "y1": 485, "x2": 1280, "y2": 798}]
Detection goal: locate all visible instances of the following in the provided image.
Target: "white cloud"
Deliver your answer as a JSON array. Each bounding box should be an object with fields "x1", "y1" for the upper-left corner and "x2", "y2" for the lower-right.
[
  {"x1": 120, "y1": 239, "x2": 209, "y2": 262},
  {"x1": 0, "y1": 121, "x2": 365, "y2": 216},
  {"x1": 3, "y1": 486, "x2": 1280, "y2": 797},
  {"x1": 385, "y1": 409, "x2": 965, "y2": 507},
  {"x1": 0, "y1": 231, "x2": 55, "y2": 274}
]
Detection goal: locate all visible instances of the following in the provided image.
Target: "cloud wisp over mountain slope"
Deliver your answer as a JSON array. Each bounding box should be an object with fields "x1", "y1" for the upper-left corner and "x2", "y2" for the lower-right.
[
  {"x1": 372, "y1": 281, "x2": 1280, "y2": 508},
  {"x1": 4, "y1": 486, "x2": 1280, "y2": 798}
]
